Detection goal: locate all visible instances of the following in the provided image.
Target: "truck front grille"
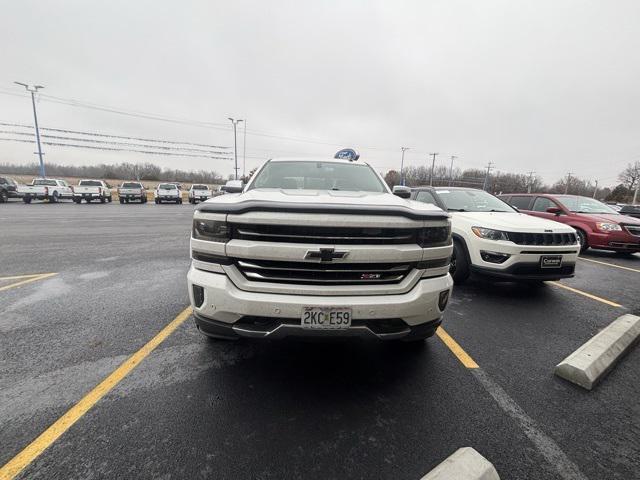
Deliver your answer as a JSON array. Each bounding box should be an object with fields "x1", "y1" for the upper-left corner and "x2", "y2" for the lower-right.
[
  {"x1": 235, "y1": 258, "x2": 414, "y2": 285},
  {"x1": 506, "y1": 232, "x2": 577, "y2": 246},
  {"x1": 231, "y1": 224, "x2": 446, "y2": 246}
]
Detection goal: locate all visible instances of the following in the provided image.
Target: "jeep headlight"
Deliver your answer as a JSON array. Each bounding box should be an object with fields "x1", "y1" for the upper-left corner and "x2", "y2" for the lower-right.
[
  {"x1": 471, "y1": 226, "x2": 509, "y2": 241},
  {"x1": 193, "y1": 219, "x2": 230, "y2": 242},
  {"x1": 595, "y1": 222, "x2": 622, "y2": 232}
]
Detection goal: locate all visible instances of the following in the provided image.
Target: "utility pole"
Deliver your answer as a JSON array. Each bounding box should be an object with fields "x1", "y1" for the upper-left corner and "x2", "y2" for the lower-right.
[
  {"x1": 564, "y1": 172, "x2": 573, "y2": 194},
  {"x1": 15, "y1": 82, "x2": 45, "y2": 178},
  {"x1": 633, "y1": 182, "x2": 639, "y2": 205},
  {"x1": 592, "y1": 180, "x2": 598, "y2": 198},
  {"x1": 526, "y1": 171, "x2": 536, "y2": 193},
  {"x1": 428, "y1": 152, "x2": 439, "y2": 186},
  {"x1": 482, "y1": 162, "x2": 494, "y2": 191},
  {"x1": 228, "y1": 117, "x2": 243, "y2": 180},
  {"x1": 400, "y1": 147, "x2": 409, "y2": 185},
  {"x1": 448, "y1": 155, "x2": 457, "y2": 186},
  {"x1": 242, "y1": 120, "x2": 247, "y2": 180}
]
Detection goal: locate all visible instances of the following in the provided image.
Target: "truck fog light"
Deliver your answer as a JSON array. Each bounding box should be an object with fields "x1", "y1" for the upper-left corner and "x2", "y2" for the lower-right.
[
  {"x1": 438, "y1": 290, "x2": 450, "y2": 311},
  {"x1": 192, "y1": 284, "x2": 205, "y2": 308},
  {"x1": 480, "y1": 251, "x2": 511, "y2": 264}
]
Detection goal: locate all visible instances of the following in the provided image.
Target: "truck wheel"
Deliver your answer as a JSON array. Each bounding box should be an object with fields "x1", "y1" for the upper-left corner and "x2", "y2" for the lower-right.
[
  {"x1": 23, "y1": 196, "x2": 32, "y2": 204},
  {"x1": 450, "y1": 240, "x2": 471, "y2": 284},
  {"x1": 142, "y1": 196, "x2": 147, "y2": 203},
  {"x1": 0, "y1": 190, "x2": 7, "y2": 203},
  {"x1": 107, "y1": 196, "x2": 112, "y2": 203},
  {"x1": 86, "y1": 198, "x2": 92, "y2": 203},
  {"x1": 155, "y1": 199, "x2": 160, "y2": 204},
  {"x1": 74, "y1": 198, "x2": 82, "y2": 204},
  {"x1": 119, "y1": 198, "x2": 125, "y2": 204},
  {"x1": 177, "y1": 199, "x2": 183, "y2": 204},
  {"x1": 575, "y1": 229, "x2": 588, "y2": 253},
  {"x1": 100, "y1": 197, "x2": 106, "y2": 204},
  {"x1": 50, "y1": 192, "x2": 59, "y2": 203}
]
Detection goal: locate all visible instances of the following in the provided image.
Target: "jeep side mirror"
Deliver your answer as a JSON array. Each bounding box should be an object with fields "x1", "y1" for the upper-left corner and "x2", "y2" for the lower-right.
[
  {"x1": 392, "y1": 185, "x2": 411, "y2": 199},
  {"x1": 546, "y1": 207, "x2": 562, "y2": 215}
]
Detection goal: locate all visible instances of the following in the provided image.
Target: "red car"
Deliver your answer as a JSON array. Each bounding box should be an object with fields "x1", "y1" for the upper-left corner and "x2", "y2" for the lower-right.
[{"x1": 498, "y1": 193, "x2": 640, "y2": 254}]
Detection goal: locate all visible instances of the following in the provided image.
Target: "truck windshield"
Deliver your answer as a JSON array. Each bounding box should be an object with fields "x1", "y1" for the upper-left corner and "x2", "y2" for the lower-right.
[
  {"x1": 79, "y1": 180, "x2": 102, "y2": 186},
  {"x1": 555, "y1": 195, "x2": 619, "y2": 214},
  {"x1": 435, "y1": 189, "x2": 514, "y2": 213},
  {"x1": 249, "y1": 161, "x2": 386, "y2": 192}
]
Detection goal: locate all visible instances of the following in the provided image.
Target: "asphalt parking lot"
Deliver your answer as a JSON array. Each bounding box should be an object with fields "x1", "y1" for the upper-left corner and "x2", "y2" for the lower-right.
[{"x1": 1, "y1": 202, "x2": 639, "y2": 480}]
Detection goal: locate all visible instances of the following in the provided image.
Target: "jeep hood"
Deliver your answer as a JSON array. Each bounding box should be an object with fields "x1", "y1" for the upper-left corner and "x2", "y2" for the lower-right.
[{"x1": 451, "y1": 211, "x2": 576, "y2": 233}]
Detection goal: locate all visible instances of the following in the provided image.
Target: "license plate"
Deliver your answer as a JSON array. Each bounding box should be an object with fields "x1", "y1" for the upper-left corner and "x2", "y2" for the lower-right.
[
  {"x1": 540, "y1": 255, "x2": 562, "y2": 269},
  {"x1": 301, "y1": 307, "x2": 351, "y2": 330}
]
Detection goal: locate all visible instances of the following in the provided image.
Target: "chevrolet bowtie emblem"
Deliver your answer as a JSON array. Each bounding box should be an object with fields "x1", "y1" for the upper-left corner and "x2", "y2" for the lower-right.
[{"x1": 305, "y1": 248, "x2": 349, "y2": 262}]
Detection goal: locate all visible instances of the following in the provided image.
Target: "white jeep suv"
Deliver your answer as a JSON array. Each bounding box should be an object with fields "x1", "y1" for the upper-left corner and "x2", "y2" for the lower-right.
[
  {"x1": 187, "y1": 156, "x2": 454, "y2": 342},
  {"x1": 410, "y1": 187, "x2": 580, "y2": 284}
]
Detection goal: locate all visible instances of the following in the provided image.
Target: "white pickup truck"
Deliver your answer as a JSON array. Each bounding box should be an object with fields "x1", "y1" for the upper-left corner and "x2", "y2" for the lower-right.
[
  {"x1": 118, "y1": 181, "x2": 148, "y2": 204},
  {"x1": 155, "y1": 183, "x2": 183, "y2": 204},
  {"x1": 18, "y1": 178, "x2": 73, "y2": 203},
  {"x1": 188, "y1": 153, "x2": 454, "y2": 343},
  {"x1": 73, "y1": 179, "x2": 112, "y2": 204},
  {"x1": 188, "y1": 184, "x2": 212, "y2": 204}
]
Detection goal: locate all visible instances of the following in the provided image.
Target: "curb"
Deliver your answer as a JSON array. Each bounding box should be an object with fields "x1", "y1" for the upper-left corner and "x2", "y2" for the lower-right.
[
  {"x1": 420, "y1": 447, "x2": 500, "y2": 480},
  {"x1": 555, "y1": 314, "x2": 640, "y2": 390}
]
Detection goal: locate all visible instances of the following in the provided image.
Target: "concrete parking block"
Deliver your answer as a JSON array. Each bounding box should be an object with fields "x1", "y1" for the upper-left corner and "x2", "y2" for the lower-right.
[
  {"x1": 420, "y1": 447, "x2": 500, "y2": 480},
  {"x1": 555, "y1": 314, "x2": 640, "y2": 390}
]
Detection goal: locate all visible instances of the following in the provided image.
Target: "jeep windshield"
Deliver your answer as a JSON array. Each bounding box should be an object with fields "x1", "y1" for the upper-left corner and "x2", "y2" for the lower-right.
[
  {"x1": 249, "y1": 161, "x2": 386, "y2": 192},
  {"x1": 555, "y1": 195, "x2": 619, "y2": 214},
  {"x1": 435, "y1": 189, "x2": 514, "y2": 213}
]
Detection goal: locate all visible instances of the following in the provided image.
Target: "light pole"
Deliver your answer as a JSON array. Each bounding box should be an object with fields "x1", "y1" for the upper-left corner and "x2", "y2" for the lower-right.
[
  {"x1": 228, "y1": 117, "x2": 243, "y2": 180},
  {"x1": 428, "y1": 152, "x2": 439, "y2": 186},
  {"x1": 448, "y1": 155, "x2": 457, "y2": 186},
  {"x1": 15, "y1": 82, "x2": 45, "y2": 178},
  {"x1": 242, "y1": 120, "x2": 247, "y2": 180},
  {"x1": 400, "y1": 147, "x2": 409, "y2": 185}
]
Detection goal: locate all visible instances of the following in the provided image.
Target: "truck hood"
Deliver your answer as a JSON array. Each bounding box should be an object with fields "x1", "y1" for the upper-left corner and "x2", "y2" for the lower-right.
[
  {"x1": 451, "y1": 211, "x2": 576, "y2": 233},
  {"x1": 197, "y1": 188, "x2": 448, "y2": 220}
]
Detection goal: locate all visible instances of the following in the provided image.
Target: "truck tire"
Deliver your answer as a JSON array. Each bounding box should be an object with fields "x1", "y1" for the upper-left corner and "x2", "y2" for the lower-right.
[
  {"x1": 74, "y1": 198, "x2": 82, "y2": 204},
  {"x1": 23, "y1": 196, "x2": 32, "y2": 204},
  {"x1": 177, "y1": 199, "x2": 183, "y2": 204},
  {"x1": 0, "y1": 190, "x2": 7, "y2": 203},
  {"x1": 450, "y1": 239, "x2": 471, "y2": 284},
  {"x1": 107, "y1": 195, "x2": 112, "y2": 203},
  {"x1": 155, "y1": 199, "x2": 160, "y2": 204},
  {"x1": 142, "y1": 196, "x2": 147, "y2": 203},
  {"x1": 100, "y1": 196, "x2": 106, "y2": 203},
  {"x1": 86, "y1": 198, "x2": 92, "y2": 203},
  {"x1": 119, "y1": 198, "x2": 125, "y2": 204},
  {"x1": 50, "y1": 192, "x2": 59, "y2": 203}
]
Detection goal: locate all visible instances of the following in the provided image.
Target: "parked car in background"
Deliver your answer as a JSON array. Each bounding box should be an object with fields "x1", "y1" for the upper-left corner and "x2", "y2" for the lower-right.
[
  {"x1": 499, "y1": 193, "x2": 640, "y2": 255},
  {"x1": 73, "y1": 179, "x2": 112, "y2": 203},
  {"x1": 409, "y1": 186, "x2": 580, "y2": 284},
  {"x1": 619, "y1": 204, "x2": 640, "y2": 219},
  {"x1": 118, "y1": 181, "x2": 147, "y2": 204},
  {"x1": 0, "y1": 176, "x2": 20, "y2": 203},
  {"x1": 188, "y1": 184, "x2": 212, "y2": 204},
  {"x1": 154, "y1": 183, "x2": 182, "y2": 204},
  {"x1": 17, "y1": 178, "x2": 73, "y2": 203}
]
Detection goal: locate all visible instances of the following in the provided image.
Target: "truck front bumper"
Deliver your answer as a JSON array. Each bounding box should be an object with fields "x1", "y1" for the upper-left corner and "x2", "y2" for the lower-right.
[{"x1": 187, "y1": 265, "x2": 453, "y2": 340}]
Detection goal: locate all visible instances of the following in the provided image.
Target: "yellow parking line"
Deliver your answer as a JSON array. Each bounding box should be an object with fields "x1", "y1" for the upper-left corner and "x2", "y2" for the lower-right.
[
  {"x1": 0, "y1": 306, "x2": 193, "y2": 480},
  {"x1": 0, "y1": 273, "x2": 58, "y2": 293},
  {"x1": 0, "y1": 273, "x2": 56, "y2": 281},
  {"x1": 436, "y1": 326, "x2": 479, "y2": 369},
  {"x1": 579, "y1": 257, "x2": 640, "y2": 273},
  {"x1": 547, "y1": 281, "x2": 623, "y2": 308}
]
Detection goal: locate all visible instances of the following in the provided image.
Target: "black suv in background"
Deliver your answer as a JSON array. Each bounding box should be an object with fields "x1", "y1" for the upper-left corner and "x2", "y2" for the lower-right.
[
  {"x1": 619, "y1": 204, "x2": 640, "y2": 219},
  {"x1": 0, "y1": 176, "x2": 20, "y2": 203}
]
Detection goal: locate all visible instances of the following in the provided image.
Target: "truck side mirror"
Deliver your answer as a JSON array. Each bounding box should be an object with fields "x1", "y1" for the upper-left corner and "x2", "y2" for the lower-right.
[{"x1": 392, "y1": 185, "x2": 411, "y2": 199}]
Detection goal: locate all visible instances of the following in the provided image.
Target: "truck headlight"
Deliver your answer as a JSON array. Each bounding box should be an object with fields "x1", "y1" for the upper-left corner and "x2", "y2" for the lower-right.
[
  {"x1": 193, "y1": 219, "x2": 230, "y2": 242},
  {"x1": 418, "y1": 226, "x2": 451, "y2": 247},
  {"x1": 595, "y1": 222, "x2": 622, "y2": 232},
  {"x1": 471, "y1": 226, "x2": 509, "y2": 241}
]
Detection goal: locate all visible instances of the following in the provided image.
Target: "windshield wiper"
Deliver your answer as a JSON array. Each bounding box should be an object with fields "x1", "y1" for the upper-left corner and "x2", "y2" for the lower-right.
[
  {"x1": 447, "y1": 208, "x2": 467, "y2": 212},
  {"x1": 488, "y1": 209, "x2": 510, "y2": 212}
]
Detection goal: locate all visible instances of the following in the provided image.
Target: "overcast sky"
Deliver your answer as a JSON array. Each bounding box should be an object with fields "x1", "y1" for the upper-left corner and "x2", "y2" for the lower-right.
[{"x1": 1, "y1": 0, "x2": 639, "y2": 185}]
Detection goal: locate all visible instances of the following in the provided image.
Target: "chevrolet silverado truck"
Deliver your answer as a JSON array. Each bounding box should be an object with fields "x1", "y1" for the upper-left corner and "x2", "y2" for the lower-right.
[
  {"x1": 73, "y1": 179, "x2": 112, "y2": 203},
  {"x1": 187, "y1": 155, "x2": 454, "y2": 342},
  {"x1": 18, "y1": 178, "x2": 73, "y2": 203},
  {"x1": 188, "y1": 184, "x2": 212, "y2": 204},
  {"x1": 118, "y1": 181, "x2": 148, "y2": 203}
]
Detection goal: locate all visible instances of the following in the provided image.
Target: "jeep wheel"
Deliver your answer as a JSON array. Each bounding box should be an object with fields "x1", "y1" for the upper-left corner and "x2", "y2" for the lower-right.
[
  {"x1": 575, "y1": 229, "x2": 588, "y2": 253},
  {"x1": 450, "y1": 240, "x2": 470, "y2": 284}
]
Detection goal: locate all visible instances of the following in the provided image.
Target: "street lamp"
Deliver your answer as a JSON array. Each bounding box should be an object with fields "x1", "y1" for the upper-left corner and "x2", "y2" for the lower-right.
[
  {"x1": 400, "y1": 147, "x2": 409, "y2": 186},
  {"x1": 15, "y1": 82, "x2": 46, "y2": 178},
  {"x1": 228, "y1": 117, "x2": 244, "y2": 180}
]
